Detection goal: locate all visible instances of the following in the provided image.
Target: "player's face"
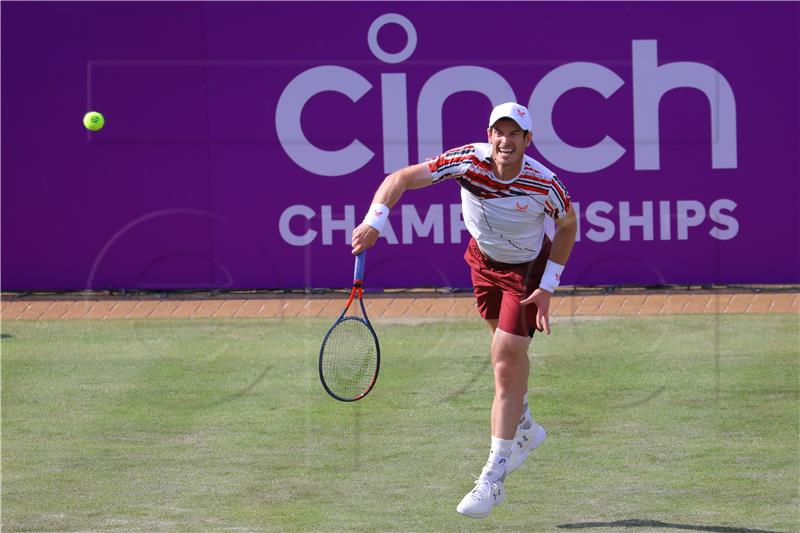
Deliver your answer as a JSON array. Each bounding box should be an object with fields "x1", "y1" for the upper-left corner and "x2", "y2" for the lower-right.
[{"x1": 487, "y1": 118, "x2": 532, "y2": 168}]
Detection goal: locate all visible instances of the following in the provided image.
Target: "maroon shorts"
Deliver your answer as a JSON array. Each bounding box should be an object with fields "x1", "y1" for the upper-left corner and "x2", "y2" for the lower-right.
[{"x1": 464, "y1": 236, "x2": 552, "y2": 337}]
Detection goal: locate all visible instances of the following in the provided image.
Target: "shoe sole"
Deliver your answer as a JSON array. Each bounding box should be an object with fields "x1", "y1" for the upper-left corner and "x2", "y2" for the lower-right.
[
  {"x1": 507, "y1": 425, "x2": 547, "y2": 474},
  {"x1": 457, "y1": 507, "x2": 492, "y2": 519}
]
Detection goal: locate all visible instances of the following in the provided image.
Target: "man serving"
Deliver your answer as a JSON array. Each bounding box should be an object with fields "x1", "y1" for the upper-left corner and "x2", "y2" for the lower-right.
[{"x1": 351, "y1": 102, "x2": 577, "y2": 518}]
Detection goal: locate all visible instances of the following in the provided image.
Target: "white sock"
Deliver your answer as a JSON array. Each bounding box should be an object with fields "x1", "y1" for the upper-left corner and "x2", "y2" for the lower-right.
[
  {"x1": 483, "y1": 436, "x2": 514, "y2": 481},
  {"x1": 519, "y1": 393, "x2": 533, "y2": 430}
]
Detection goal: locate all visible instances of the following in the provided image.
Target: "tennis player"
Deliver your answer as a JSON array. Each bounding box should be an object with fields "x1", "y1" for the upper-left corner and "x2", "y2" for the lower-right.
[{"x1": 351, "y1": 102, "x2": 577, "y2": 518}]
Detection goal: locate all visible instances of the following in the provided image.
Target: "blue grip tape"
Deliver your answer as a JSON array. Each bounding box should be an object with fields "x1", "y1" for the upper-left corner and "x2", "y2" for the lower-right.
[{"x1": 353, "y1": 251, "x2": 367, "y2": 283}]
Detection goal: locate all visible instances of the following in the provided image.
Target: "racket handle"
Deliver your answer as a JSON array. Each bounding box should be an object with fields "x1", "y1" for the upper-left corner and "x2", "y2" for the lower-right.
[{"x1": 353, "y1": 251, "x2": 367, "y2": 284}]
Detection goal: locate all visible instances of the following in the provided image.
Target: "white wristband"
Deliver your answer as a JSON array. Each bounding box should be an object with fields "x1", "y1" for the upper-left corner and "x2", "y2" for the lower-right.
[
  {"x1": 539, "y1": 260, "x2": 565, "y2": 293},
  {"x1": 362, "y1": 203, "x2": 390, "y2": 233}
]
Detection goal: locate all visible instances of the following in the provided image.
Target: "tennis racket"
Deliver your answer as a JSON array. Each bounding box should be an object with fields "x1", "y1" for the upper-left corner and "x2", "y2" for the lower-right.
[{"x1": 319, "y1": 251, "x2": 381, "y2": 402}]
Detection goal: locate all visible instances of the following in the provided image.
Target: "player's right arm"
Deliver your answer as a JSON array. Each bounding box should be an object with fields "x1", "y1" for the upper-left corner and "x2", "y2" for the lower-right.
[{"x1": 351, "y1": 162, "x2": 434, "y2": 255}]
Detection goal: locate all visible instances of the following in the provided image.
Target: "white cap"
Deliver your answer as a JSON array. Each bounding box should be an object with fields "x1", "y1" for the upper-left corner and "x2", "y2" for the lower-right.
[{"x1": 488, "y1": 102, "x2": 532, "y2": 132}]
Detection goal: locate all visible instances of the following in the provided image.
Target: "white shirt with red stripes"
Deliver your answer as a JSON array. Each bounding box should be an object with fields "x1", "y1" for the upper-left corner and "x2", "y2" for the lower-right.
[{"x1": 426, "y1": 143, "x2": 571, "y2": 264}]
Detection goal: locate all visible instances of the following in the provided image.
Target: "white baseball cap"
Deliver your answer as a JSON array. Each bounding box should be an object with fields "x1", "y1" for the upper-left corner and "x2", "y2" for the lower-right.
[{"x1": 488, "y1": 102, "x2": 532, "y2": 132}]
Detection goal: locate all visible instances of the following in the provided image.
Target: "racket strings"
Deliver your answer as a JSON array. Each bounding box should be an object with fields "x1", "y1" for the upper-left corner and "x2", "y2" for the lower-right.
[{"x1": 321, "y1": 317, "x2": 378, "y2": 400}]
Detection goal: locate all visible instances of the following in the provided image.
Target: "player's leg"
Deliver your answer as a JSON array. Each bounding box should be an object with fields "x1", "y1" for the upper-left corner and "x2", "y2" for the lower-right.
[
  {"x1": 458, "y1": 324, "x2": 532, "y2": 518},
  {"x1": 490, "y1": 328, "x2": 531, "y2": 440},
  {"x1": 505, "y1": 238, "x2": 553, "y2": 473},
  {"x1": 459, "y1": 243, "x2": 507, "y2": 518},
  {"x1": 488, "y1": 325, "x2": 546, "y2": 475},
  {"x1": 483, "y1": 318, "x2": 544, "y2": 463},
  {"x1": 490, "y1": 326, "x2": 546, "y2": 475},
  {"x1": 458, "y1": 320, "x2": 510, "y2": 518}
]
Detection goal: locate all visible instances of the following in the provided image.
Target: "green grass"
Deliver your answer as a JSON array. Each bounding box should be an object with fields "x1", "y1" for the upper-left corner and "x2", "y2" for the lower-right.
[{"x1": 1, "y1": 314, "x2": 798, "y2": 532}]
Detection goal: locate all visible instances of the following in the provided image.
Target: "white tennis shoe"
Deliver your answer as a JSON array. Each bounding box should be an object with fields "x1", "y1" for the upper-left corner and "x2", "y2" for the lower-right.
[
  {"x1": 456, "y1": 476, "x2": 505, "y2": 518},
  {"x1": 507, "y1": 423, "x2": 547, "y2": 474}
]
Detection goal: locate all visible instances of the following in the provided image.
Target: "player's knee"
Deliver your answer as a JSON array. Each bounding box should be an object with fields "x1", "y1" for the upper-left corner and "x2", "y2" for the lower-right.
[{"x1": 492, "y1": 356, "x2": 526, "y2": 388}]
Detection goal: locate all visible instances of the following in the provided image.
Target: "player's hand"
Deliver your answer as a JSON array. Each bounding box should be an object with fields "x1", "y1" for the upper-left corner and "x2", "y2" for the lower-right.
[
  {"x1": 520, "y1": 288, "x2": 552, "y2": 335},
  {"x1": 351, "y1": 223, "x2": 379, "y2": 255}
]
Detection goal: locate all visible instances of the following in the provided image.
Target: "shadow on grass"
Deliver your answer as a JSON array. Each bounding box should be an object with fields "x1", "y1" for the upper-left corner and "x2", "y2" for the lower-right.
[
  {"x1": 438, "y1": 355, "x2": 492, "y2": 404},
  {"x1": 608, "y1": 385, "x2": 666, "y2": 409},
  {"x1": 201, "y1": 364, "x2": 272, "y2": 409},
  {"x1": 557, "y1": 518, "x2": 784, "y2": 532}
]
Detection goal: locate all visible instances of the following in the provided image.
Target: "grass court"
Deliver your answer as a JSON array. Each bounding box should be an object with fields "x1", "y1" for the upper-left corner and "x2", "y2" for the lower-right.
[{"x1": 2, "y1": 314, "x2": 797, "y2": 532}]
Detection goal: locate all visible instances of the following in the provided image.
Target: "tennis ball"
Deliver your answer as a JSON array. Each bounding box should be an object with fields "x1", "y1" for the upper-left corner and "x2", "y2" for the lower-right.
[{"x1": 83, "y1": 111, "x2": 105, "y2": 131}]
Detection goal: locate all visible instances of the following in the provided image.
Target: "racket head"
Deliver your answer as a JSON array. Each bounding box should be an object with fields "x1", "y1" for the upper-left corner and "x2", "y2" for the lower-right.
[{"x1": 319, "y1": 314, "x2": 381, "y2": 402}]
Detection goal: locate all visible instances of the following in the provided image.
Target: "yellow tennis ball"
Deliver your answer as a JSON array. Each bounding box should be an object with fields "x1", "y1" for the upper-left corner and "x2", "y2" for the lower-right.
[{"x1": 83, "y1": 111, "x2": 105, "y2": 131}]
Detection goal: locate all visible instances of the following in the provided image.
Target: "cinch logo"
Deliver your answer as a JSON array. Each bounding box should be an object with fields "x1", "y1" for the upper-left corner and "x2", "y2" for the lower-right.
[
  {"x1": 275, "y1": 14, "x2": 737, "y2": 176},
  {"x1": 515, "y1": 202, "x2": 529, "y2": 213}
]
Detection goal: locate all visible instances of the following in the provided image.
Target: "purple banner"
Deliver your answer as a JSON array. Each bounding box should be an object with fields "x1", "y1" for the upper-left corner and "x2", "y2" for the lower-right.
[{"x1": 3, "y1": 2, "x2": 799, "y2": 290}]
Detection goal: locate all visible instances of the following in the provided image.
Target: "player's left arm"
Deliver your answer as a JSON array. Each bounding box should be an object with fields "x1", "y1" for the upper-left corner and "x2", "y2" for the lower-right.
[{"x1": 520, "y1": 205, "x2": 578, "y2": 334}]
